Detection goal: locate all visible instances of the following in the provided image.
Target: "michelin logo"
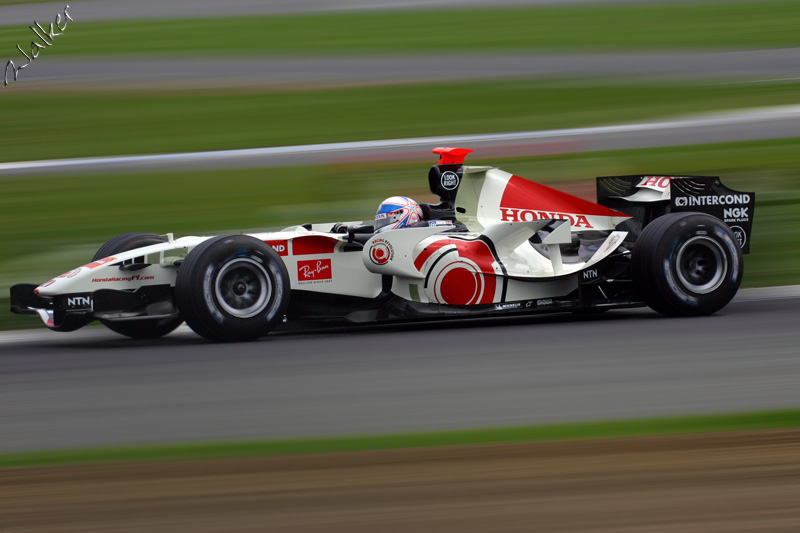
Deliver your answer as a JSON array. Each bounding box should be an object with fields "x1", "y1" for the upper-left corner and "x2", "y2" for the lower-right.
[{"x1": 494, "y1": 302, "x2": 522, "y2": 311}]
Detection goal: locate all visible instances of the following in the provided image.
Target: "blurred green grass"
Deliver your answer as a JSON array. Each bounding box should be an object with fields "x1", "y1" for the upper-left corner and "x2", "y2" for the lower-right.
[
  {"x1": 3, "y1": 79, "x2": 800, "y2": 162},
  {"x1": 2, "y1": 137, "x2": 799, "y2": 330},
  {"x1": 1, "y1": 1, "x2": 799, "y2": 55},
  {"x1": 2, "y1": 408, "x2": 799, "y2": 468}
]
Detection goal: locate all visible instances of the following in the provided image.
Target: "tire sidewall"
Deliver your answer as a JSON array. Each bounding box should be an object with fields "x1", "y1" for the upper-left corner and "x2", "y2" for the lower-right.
[
  {"x1": 635, "y1": 213, "x2": 743, "y2": 316},
  {"x1": 177, "y1": 235, "x2": 289, "y2": 341}
]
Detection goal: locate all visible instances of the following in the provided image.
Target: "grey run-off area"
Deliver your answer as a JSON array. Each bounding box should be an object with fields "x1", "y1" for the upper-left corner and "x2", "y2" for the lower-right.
[
  {"x1": 0, "y1": 288, "x2": 798, "y2": 453},
  {"x1": 14, "y1": 49, "x2": 800, "y2": 89},
  {"x1": 0, "y1": 0, "x2": 722, "y2": 25}
]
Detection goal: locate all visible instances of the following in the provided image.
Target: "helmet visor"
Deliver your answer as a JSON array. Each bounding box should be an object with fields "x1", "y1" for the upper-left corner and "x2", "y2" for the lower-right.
[{"x1": 375, "y1": 209, "x2": 404, "y2": 230}]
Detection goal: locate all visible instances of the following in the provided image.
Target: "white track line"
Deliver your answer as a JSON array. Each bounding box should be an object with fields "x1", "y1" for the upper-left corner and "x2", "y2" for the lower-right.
[
  {"x1": 734, "y1": 285, "x2": 800, "y2": 302},
  {"x1": 2, "y1": 105, "x2": 800, "y2": 173}
]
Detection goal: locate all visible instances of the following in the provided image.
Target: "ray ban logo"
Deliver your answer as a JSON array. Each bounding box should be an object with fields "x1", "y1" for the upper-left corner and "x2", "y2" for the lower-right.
[{"x1": 5, "y1": 5, "x2": 73, "y2": 86}]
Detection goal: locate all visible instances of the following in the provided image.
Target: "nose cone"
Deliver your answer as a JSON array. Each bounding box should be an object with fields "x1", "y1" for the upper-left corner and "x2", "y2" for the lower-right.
[
  {"x1": 35, "y1": 264, "x2": 93, "y2": 296},
  {"x1": 34, "y1": 279, "x2": 57, "y2": 295}
]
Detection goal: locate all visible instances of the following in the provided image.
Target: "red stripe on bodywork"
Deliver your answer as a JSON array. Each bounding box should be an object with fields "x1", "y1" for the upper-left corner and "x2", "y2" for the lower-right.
[
  {"x1": 292, "y1": 236, "x2": 339, "y2": 255},
  {"x1": 84, "y1": 256, "x2": 117, "y2": 269},
  {"x1": 416, "y1": 238, "x2": 497, "y2": 274},
  {"x1": 501, "y1": 175, "x2": 628, "y2": 217},
  {"x1": 414, "y1": 240, "x2": 452, "y2": 271},
  {"x1": 415, "y1": 237, "x2": 499, "y2": 305}
]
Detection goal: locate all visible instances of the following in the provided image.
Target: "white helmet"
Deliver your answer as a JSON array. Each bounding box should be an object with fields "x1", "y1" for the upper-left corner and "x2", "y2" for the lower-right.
[{"x1": 375, "y1": 196, "x2": 423, "y2": 231}]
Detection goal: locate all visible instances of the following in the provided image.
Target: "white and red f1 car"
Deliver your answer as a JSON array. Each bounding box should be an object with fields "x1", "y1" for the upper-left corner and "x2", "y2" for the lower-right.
[{"x1": 11, "y1": 147, "x2": 755, "y2": 341}]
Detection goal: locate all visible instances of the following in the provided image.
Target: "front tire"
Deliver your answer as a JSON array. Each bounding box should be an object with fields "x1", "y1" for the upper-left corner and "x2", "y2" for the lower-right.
[
  {"x1": 631, "y1": 212, "x2": 743, "y2": 316},
  {"x1": 92, "y1": 232, "x2": 184, "y2": 339},
  {"x1": 175, "y1": 235, "x2": 290, "y2": 342}
]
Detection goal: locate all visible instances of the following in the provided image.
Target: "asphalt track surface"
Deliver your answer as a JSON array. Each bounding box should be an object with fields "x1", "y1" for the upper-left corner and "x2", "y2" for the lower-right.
[{"x1": 1, "y1": 287, "x2": 798, "y2": 453}]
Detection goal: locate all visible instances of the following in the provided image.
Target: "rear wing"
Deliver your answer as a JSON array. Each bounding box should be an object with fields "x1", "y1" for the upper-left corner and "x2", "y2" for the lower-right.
[{"x1": 597, "y1": 175, "x2": 754, "y2": 253}]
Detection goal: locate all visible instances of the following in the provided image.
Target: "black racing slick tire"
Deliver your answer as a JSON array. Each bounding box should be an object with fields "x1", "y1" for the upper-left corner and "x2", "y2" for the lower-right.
[
  {"x1": 92, "y1": 232, "x2": 184, "y2": 339},
  {"x1": 631, "y1": 212, "x2": 743, "y2": 316},
  {"x1": 175, "y1": 235, "x2": 290, "y2": 342}
]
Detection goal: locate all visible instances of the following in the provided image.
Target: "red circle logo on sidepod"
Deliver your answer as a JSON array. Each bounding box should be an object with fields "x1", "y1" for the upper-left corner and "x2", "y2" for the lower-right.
[{"x1": 369, "y1": 241, "x2": 392, "y2": 265}]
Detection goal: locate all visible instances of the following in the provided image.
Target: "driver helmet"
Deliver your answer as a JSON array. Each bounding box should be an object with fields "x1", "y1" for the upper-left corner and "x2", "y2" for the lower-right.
[{"x1": 375, "y1": 196, "x2": 423, "y2": 231}]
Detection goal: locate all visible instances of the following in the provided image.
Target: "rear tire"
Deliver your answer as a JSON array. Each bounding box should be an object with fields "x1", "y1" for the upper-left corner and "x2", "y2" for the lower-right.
[
  {"x1": 175, "y1": 235, "x2": 290, "y2": 342},
  {"x1": 631, "y1": 212, "x2": 743, "y2": 316},
  {"x1": 92, "y1": 232, "x2": 183, "y2": 339}
]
